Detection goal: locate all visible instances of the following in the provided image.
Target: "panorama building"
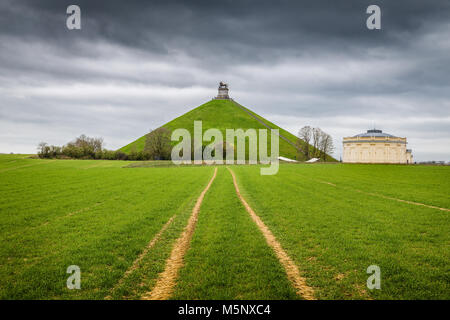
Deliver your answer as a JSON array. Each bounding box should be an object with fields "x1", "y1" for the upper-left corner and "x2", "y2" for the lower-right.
[{"x1": 343, "y1": 129, "x2": 413, "y2": 164}]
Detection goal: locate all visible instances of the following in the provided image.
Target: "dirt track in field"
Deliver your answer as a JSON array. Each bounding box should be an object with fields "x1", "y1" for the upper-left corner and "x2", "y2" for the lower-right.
[
  {"x1": 227, "y1": 167, "x2": 316, "y2": 300},
  {"x1": 141, "y1": 167, "x2": 218, "y2": 300}
]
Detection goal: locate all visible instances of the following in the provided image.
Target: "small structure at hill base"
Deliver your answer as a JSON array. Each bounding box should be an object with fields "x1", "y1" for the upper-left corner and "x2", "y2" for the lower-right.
[
  {"x1": 278, "y1": 156, "x2": 298, "y2": 163},
  {"x1": 306, "y1": 158, "x2": 320, "y2": 163},
  {"x1": 215, "y1": 81, "x2": 230, "y2": 99}
]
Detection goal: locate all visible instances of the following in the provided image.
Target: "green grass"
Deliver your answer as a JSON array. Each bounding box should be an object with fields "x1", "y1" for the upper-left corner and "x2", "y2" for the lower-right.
[
  {"x1": 283, "y1": 163, "x2": 450, "y2": 209},
  {"x1": 119, "y1": 99, "x2": 332, "y2": 161},
  {"x1": 0, "y1": 155, "x2": 213, "y2": 299},
  {"x1": 172, "y1": 167, "x2": 298, "y2": 299},
  {"x1": 0, "y1": 155, "x2": 448, "y2": 299},
  {"x1": 232, "y1": 164, "x2": 450, "y2": 299}
]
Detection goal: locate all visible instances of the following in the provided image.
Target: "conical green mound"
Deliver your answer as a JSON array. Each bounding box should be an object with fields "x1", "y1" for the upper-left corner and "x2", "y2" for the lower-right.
[{"x1": 119, "y1": 99, "x2": 335, "y2": 161}]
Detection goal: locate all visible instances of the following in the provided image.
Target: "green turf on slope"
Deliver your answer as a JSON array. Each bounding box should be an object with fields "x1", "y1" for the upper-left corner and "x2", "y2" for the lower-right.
[
  {"x1": 119, "y1": 99, "x2": 335, "y2": 161},
  {"x1": 237, "y1": 104, "x2": 336, "y2": 162}
]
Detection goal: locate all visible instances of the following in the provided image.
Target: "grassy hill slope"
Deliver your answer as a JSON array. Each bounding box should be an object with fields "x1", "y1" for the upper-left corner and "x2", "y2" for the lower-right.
[{"x1": 120, "y1": 99, "x2": 336, "y2": 161}]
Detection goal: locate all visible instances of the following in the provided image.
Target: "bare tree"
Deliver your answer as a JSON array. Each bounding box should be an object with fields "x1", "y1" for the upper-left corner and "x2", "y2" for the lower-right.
[
  {"x1": 311, "y1": 127, "x2": 322, "y2": 158},
  {"x1": 318, "y1": 131, "x2": 334, "y2": 161},
  {"x1": 297, "y1": 126, "x2": 334, "y2": 161},
  {"x1": 72, "y1": 135, "x2": 103, "y2": 152},
  {"x1": 91, "y1": 137, "x2": 104, "y2": 153},
  {"x1": 37, "y1": 142, "x2": 49, "y2": 158},
  {"x1": 37, "y1": 142, "x2": 47, "y2": 153},
  {"x1": 297, "y1": 126, "x2": 312, "y2": 160},
  {"x1": 144, "y1": 127, "x2": 172, "y2": 160}
]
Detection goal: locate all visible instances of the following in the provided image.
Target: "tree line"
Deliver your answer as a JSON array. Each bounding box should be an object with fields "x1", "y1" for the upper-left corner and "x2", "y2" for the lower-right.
[
  {"x1": 296, "y1": 126, "x2": 334, "y2": 161},
  {"x1": 37, "y1": 128, "x2": 172, "y2": 160},
  {"x1": 38, "y1": 126, "x2": 335, "y2": 161}
]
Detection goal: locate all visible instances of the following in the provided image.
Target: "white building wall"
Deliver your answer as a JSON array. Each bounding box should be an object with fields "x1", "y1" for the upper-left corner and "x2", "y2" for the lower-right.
[{"x1": 343, "y1": 137, "x2": 410, "y2": 164}]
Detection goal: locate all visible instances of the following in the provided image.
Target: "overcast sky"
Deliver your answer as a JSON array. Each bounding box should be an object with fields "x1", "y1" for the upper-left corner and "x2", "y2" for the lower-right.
[{"x1": 1, "y1": 0, "x2": 449, "y2": 161}]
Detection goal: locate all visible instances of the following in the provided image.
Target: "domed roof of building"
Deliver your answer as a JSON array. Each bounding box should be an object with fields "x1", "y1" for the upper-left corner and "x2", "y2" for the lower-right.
[{"x1": 353, "y1": 129, "x2": 395, "y2": 138}]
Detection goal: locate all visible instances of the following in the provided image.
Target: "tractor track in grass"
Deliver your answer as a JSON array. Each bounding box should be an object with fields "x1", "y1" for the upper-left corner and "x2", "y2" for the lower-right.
[
  {"x1": 141, "y1": 167, "x2": 218, "y2": 300},
  {"x1": 65, "y1": 202, "x2": 103, "y2": 217},
  {"x1": 315, "y1": 179, "x2": 449, "y2": 212},
  {"x1": 354, "y1": 189, "x2": 450, "y2": 212},
  {"x1": 317, "y1": 180, "x2": 336, "y2": 187},
  {"x1": 0, "y1": 160, "x2": 56, "y2": 173},
  {"x1": 1, "y1": 202, "x2": 105, "y2": 241},
  {"x1": 105, "y1": 215, "x2": 176, "y2": 300},
  {"x1": 227, "y1": 167, "x2": 316, "y2": 300}
]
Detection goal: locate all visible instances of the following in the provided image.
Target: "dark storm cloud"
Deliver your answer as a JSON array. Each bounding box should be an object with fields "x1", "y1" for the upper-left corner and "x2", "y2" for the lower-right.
[
  {"x1": 3, "y1": 0, "x2": 449, "y2": 61},
  {"x1": 0, "y1": 0, "x2": 449, "y2": 161}
]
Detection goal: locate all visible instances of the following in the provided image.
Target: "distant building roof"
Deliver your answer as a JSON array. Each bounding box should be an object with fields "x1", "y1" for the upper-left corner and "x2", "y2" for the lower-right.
[{"x1": 353, "y1": 129, "x2": 396, "y2": 138}]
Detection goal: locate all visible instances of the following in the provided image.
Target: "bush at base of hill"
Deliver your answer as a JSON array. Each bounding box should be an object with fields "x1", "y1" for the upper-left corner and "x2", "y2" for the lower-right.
[{"x1": 37, "y1": 135, "x2": 158, "y2": 161}]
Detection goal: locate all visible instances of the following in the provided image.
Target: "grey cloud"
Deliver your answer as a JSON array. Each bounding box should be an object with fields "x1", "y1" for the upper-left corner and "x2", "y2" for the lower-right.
[{"x1": 0, "y1": 0, "x2": 449, "y2": 161}]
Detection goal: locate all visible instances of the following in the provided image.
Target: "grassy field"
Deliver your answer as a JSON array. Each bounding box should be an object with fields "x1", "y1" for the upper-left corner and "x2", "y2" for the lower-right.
[
  {"x1": 172, "y1": 167, "x2": 298, "y2": 299},
  {"x1": 0, "y1": 155, "x2": 448, "y2": 299},
  {"x1": 232, "y1": 164, "x2": 450, "y2": 299},
  {"x1": 0, "y1": 154, "x2": 214, "y2": 299}
]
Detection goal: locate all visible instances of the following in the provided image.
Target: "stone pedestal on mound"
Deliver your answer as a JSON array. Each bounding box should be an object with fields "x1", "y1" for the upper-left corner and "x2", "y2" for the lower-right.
[{"x1": 215, "y1": 82, "x2": 230, "y2": 99}]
